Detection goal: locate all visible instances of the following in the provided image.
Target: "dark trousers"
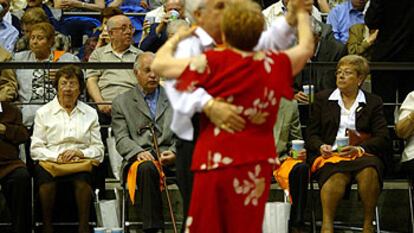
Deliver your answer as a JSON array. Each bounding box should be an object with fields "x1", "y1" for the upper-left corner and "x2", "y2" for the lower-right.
[
  {"x1": 134, "y1": 161, "x2": 175, "y2": 232},
  {"x1": 97, "y1": 111, "x2": 112, "y2": 199},
  {"x1": 175, "y1": 139, "x2": 194, "y2": 224},
  {"x1": 0, "y1": 167, "x2": 31, "y2": 233},
  {"x1": 288, "y1": 163, "x2": 309, "y2": 228}
]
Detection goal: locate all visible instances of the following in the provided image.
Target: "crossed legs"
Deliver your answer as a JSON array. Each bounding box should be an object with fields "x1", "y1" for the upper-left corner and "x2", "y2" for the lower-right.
[{"x1": 320, "y1": 167, "x2": 380, "y2": 233}]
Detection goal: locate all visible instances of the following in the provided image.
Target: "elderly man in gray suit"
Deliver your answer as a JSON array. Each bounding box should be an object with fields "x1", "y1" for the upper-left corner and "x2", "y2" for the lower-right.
[{"x1": 112, "y1": 52, "x2": 176, "y2": 233}]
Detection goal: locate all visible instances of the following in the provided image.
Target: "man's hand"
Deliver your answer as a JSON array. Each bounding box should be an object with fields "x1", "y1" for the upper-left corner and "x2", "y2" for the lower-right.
[
  {"x1": 320, "y1": 144, "x2": 333, "y2": 158},
  {"x1": 366, "y1": 29, "x2": 379, "y2": 45},
  {"x1": 338, "y1": 146, "x2": 359, "y2": 158},
  {"x1": 140, "y1": 0, "x2": 148, "y2": 8},
  {"x1": 0, "y1": 123, "x2": 6, "y2": 135},
  {"x1": 294, "y1": 91, "x2": 309, "y2": 104},
  {"x1": 160, "y1": 151, "x2": 176, "y2": 166},
  {"x1": 98, "y1": 104, "x2": 112, "y2": 115},
  {"x1": 57, "y1": 149, "x2": 84, "y2": 163},
  {"x1": 137, "y1": 151, "x2": 154, "y2": 161},
  {"x1": 203, "y1": 99, "x2": 246, "y2": 133}
]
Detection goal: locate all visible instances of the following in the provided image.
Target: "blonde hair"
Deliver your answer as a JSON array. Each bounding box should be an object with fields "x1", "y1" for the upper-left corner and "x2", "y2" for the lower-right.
[
  {"x1": 221, "y1": 0, "x2": 264, "y2": 51},
  {"x1": 337, "y1": 55, "x2": 370, "y2": 79},
  {"x1": 21, "y1": 7, "x2": 49, "y2": 25},
  {"x1": 30, "y1": 22, "x2": 55, "y2": 45}
]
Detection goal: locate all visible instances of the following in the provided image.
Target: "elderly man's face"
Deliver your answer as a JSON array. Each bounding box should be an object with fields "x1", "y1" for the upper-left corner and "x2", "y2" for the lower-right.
[
  {"x1": 109, "y1": 16, "x2": 134, "y2": 48},
  {"x1": 165, "y1": 0, "x2": 185, "y2": 19},
  {"x1": 195, "y1": 0, "x2": 228, "y2": 44},
  {"x1": 0, "y1": 0, "x2": 10, "y2": 19},
  {"x1": 135, "y1": 54, "x2": 159, "y2": 94}
]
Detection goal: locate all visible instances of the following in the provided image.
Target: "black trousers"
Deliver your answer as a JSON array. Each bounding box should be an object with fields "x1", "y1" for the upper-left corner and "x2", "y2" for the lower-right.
[
  {"x1": 134, "y1": 161, "x2": 175, "y2": 231},
  {"x1": 288, "y1": 163, "x2": 309, "y2": 228},
  {"x1": 0, "y1": 167, "x2": 31, "y2": 233},
  {"x1": 175, "y1": 115, "x2": 199, "y2": 232}
]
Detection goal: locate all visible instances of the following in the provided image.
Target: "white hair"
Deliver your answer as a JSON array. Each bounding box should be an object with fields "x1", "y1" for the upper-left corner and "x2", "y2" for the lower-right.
[
  {"x1": 134, "y1": 52, "x2": 155, "y2": 71},
  {"x1": 185, "y1": 0, "x2": 206, "y2": 17}
]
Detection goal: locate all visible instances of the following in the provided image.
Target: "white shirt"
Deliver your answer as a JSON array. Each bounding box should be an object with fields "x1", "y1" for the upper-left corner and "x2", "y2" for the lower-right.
[
  {"x1": 398, "y1": 91, "x2": 414, "y2": 162},
  {"x1": 165, "y1": 17, "x2": 296, "y2": 140},
  {"x1": 31, "y1": 97, "x2": 104, "y2": 162},
  {"x1": 262, "y1": 0, "x2": 322, "y2": 29},
  {"x1": 329, "y1": 88, "x2": 366, "y2": 148}
]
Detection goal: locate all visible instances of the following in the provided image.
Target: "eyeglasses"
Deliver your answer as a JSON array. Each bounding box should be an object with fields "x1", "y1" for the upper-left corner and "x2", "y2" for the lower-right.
[
  {"x1": 335, "y1": 69, "x2": 356, "y2": 77},
  {"x1": 111, "y1": 25, "x2": 135, "y2": 33}
]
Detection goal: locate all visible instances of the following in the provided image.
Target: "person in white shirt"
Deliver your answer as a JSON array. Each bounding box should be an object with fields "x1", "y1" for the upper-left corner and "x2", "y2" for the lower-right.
[
  {"x1": 31, "y1": 65, "x2": 104, "y2": 233},
  {"x1": 262, "y1": 0, "x2": 322, "y2": 29},
  {"x1": 165, "y1": 0, "x2": 306, "y2": 225}
]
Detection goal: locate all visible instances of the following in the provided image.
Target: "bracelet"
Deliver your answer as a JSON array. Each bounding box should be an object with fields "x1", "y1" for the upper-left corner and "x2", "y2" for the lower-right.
[
  {"x1": 407, "y1": 113, "x2": 414, "y2": 121},
  {"x1": 203, "y1": 99, "x2": 215, "y2": 117}
]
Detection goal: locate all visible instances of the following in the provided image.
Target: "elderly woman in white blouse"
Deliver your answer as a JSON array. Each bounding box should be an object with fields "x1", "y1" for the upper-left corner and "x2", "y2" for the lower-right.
[{"x1": 30, "y1": 65, "x2": 104, "y2": 233}]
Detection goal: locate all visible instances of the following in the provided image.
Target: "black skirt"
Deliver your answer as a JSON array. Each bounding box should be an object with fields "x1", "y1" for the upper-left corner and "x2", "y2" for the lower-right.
[{"x1": 314, "y1": 155, "x2": 384, "y2": 188}]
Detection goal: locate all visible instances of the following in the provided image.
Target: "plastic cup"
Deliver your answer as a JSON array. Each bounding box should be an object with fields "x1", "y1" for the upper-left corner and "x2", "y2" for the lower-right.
[
  {"x1": 111, "y1": 228, "x2": 123, "y2": 233},
  {"x1": 94, "y1": 227, "x2": 107, "y2": 233},
  {"x1": 336, "y1": 136, "x2": 349, "y2": 152},
  {"x1": 303, "y1": 84, "x2": 314, "y2": 103},
  {"x1": 169, "y1": 10, "x2": 180, "y2": 21},
  {"x1": 291, "y1": 140, "x2": 305, "y2": 159}
]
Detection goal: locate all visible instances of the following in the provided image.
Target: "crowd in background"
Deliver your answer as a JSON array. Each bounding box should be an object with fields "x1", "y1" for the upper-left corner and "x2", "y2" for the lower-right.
[{"x1": 0, "y1": 0, "x2": 414, "y2": 233}]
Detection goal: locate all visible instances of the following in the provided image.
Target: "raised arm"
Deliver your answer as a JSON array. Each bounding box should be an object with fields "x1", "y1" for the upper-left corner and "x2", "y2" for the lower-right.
[
  {"x1": 284, "y1": 10, "x2": 314, "y2": 76},
  {"x1": 151, "y1": 28, "x2": 195, "y2": 78}
]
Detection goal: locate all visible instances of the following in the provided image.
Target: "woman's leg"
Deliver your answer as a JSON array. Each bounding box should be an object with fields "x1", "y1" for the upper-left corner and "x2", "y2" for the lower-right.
[
  {"x1": 320, "y1": 172, "x2": 351, "y2": 233},
  {"x1": 39, "y1": 181, "x2": 56, "y2": 233},
  {"x1": 355, "y1": 167, "x2": 380, "y2": 233},
  {"x1": 73, "y1": 180, "x2": 92, "y2": 233}
]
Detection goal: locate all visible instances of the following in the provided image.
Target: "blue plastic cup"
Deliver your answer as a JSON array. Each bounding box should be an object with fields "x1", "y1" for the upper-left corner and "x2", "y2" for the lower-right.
[
  {"x1": 94, "y1": 227, "x2": 107, "y2": 233},
  {"x1": 291, "y1": 140, "x2": 305, "y2": 159},
  {"x1": 111, "y1": 228, "x2": 123, "y2": 233}
]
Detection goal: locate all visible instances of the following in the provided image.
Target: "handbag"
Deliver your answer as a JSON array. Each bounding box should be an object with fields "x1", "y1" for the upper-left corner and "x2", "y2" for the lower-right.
[
  {"x1": 346, "y1": 129, "x2": 372, "y2": 146},
  {"x1": 262, "y1": 191, "x2": 291, "y2": 233},
  {"x1": 39, "y1": 159, "x2": 99, "y2": 177}
]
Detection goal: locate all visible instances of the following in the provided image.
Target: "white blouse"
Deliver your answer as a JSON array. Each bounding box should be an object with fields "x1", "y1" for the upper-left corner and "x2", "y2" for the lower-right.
[
  {"x1": 328, "y1": 88, "x2": 366, "y2": 149},
  {"x1": 30, "y1": 97, "x2": 104, "y2": 162}
]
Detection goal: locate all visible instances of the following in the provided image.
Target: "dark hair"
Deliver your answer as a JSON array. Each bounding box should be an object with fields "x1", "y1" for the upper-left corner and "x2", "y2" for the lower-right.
[
  {"x1": 101, "y1": 7, "x2": 123, "y2": 22},
  {"x1": 53, "y1": 65, "x2": 85, "y2": 91}
]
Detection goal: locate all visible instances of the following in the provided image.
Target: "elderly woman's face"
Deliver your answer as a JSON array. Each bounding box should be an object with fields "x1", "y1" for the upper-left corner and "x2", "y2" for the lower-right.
[
  {"x1": 29, "y1": 29, "x2": 53, "y2": 54},
  {"x1": 336, "y1": 64, "x2": 363, "y2": 92},
  {"x1": 57, "y1": 75, "x2": 81, "y2": 104}
]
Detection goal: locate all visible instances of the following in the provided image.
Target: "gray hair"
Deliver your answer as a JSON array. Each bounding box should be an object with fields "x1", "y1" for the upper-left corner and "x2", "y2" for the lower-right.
[
  {"x1": 106, "y1": 14, "x2": 129, "y2": 31},
  {"x1": 186, "y1": 0, "x2": 206, "y2": 15},
  {"x1": 134, "y1": 52, "x2": 155, "y2": 71}
]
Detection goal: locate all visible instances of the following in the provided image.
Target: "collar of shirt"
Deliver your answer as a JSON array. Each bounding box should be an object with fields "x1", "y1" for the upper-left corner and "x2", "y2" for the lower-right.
[
  {"x1": 194, "y1": 27, "x2": 215, "y2": 50},
  {"x1": 103, "y1": 43, "x2": 138, "y2": 56},
  {"x1": 328, "y1": 88, "x2": 366, "y2": 106},
  {"x1": 49, "y1": 97, "x2": 86, "y2": 115}
]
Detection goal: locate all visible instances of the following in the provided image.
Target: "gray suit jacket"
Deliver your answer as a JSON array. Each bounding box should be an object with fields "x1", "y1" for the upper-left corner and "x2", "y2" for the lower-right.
[
  {"x1": 273, "y1": 98, "x2": 303, "y2": 158},
  {"x1": 111, "y1": 86, "x2": 176, "y2": 168}
]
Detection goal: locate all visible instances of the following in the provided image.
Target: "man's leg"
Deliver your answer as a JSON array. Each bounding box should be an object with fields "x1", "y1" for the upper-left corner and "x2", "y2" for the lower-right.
[
  {"x1": 137, "y1": 161, "x2": 164, "y2": 232},
  {"x1": 320, "y1": 172, "x2": 351, "y2": 233},
  {"x1": 1, "y1": 167, "x2": 31, "y2": 233},
  {"x1": 288, "y1": 163, "x2": 309, "y2": 231}
]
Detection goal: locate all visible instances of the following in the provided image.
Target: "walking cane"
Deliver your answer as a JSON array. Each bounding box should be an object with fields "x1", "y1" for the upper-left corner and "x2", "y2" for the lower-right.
[{"x1": 148, "y1": 123, "x2": 178, "y2": 233}]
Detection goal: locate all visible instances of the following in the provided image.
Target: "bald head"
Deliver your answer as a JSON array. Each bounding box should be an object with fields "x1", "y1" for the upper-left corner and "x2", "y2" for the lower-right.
[{"x1": 106, "y1": 14, "x2": 130, "y2": 31}]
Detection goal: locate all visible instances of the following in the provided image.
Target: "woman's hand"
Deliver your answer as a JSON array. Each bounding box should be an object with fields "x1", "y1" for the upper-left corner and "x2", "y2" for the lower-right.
[
  {"x1": 320, "y1": 144, "x2": 333, "y2": 158},
  {"x1": 338, "y1": 146, "x2": 359, "y2": 158},
  {"x1": 57, "y1": 149, "x2": 84, "y2": 163},
  {"x1": 294, "y1": 91, "x2": 309, "y2": 104}
]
